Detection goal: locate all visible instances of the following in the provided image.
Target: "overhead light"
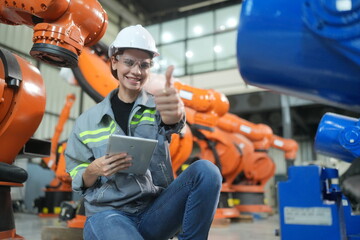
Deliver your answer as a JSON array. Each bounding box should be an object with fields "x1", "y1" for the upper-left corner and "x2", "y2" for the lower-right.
[
  {"x1": 214, "y1": 45, "x2": 222, "y2": 53},
  {"x1": 179, "y1": 0, "x2": 230, "y2": 12},
  {"x1": 226, "y1": 18, "x2": 237, "y2": 28},
  {"x1": 219, "y1": 25, "x2": 226, "y2": 31},
  {"x1": 162, "y1": 32, "x2": 173, "y2": 43},
  {"x1": 185, "y1": 51, "x2": 194, "y2": 58},
  {"x1": 193, "y1": 26, "x2": 203, "y2": 35}
]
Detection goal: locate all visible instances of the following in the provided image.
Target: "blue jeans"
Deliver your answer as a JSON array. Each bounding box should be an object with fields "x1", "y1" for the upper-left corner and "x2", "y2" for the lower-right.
[{"x1": 83, "y1": 160, "x2": 222, "y2": 240}]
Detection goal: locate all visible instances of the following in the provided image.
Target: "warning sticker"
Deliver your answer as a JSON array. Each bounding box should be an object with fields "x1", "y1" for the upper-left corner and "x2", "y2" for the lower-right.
[{"x1": 284, "y1": 207, "x2": 332, "y2": 226}]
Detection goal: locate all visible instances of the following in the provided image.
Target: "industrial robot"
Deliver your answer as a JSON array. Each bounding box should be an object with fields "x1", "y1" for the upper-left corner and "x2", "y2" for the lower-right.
[{"x1": 217, "y1": 113, "x2": 276, "y2": 214}]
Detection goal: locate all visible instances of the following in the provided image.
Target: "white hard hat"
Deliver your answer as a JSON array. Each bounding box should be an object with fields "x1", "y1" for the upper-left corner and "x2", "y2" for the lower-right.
[{"x1": 108, "y1": 24, "x2": 159, "y2": 58}]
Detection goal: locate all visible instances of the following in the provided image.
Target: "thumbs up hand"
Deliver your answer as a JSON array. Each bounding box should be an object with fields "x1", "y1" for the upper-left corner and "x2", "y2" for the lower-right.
[{"x1": 154, "y1": 65, "x2": 184, "y2": 125}]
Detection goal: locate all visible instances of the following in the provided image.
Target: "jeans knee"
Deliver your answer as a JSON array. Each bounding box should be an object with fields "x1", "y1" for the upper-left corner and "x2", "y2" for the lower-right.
[{"x1": 191, "y1": 160, "x2": 222, "y2": 190}]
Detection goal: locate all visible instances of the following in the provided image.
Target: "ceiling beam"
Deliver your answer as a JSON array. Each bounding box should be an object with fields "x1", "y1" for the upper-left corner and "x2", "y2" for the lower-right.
[
  {"x1": 179, "y1": 0, "x2": 231, "y2": 12},
  {"x1": 99, "y1": 0, "x2": 145, "y2": 25}
]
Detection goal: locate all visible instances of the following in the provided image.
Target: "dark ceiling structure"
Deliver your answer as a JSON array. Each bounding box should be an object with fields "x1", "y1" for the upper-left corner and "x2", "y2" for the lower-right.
[{"x1": 115, "y1": 0, "x2": 242, "y2": 24}]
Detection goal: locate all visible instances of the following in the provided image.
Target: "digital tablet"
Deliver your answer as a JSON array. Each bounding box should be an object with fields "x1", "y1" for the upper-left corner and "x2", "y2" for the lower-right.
[{"x1": 106, "y1": 134, "x2": 158, "y2": 175}]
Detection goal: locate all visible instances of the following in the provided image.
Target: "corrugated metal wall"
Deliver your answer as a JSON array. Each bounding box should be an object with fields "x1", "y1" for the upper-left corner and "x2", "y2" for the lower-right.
[
  {"x1": 33, "y1": 64, "x2": 82, "y2": 141},
  {"x1": 0, "y1": 24, "x2": 33, "y2": 56}
]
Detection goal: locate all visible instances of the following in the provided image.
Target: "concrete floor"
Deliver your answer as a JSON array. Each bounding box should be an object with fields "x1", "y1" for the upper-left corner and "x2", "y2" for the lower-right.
[{"x1": 14, "y1": 212, "x2": 279, "y2": 240}]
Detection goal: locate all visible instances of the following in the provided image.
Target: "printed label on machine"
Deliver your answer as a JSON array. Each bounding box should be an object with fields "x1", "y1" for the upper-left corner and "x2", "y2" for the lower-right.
[
  {"x1": 284, "y1": 207, "x2": 332, "y2": 226},
  {"x1": 179, "y1": 90, "x2": 193, "y2": 100}
]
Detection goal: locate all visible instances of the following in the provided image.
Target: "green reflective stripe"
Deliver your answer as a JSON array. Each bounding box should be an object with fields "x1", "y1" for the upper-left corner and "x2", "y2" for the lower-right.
[
  {"x1": 82, "y1": 129, "x2": 115, "y2": 144},
  {"x1": 70, "y1": 163, "x2": 90, "y2": 178},
  {"x1": 79, "y1": 120, "x2": 116, "y2": 144},
  {"x1": 131, "y1": 109, "x2": 156, "y2": 125},
  {"x1": 141, "y1": 109, "x2": 156, "y2": 116},
  {"x1": 133, "y1": 109, "x2": 156, "y2": 119},
  {"x1": 131, "y1": 116, "x2": 155, "y2": 125},
  {"x1": 79, "y1": 121, "x2": 115, "y2": 138}
]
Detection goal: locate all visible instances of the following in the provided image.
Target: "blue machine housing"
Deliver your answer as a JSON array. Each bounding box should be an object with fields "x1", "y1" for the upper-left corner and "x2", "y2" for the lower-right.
[
  {"x1": 315, "y1": 112, "x2": 360, "y2": 163},
  {"x1": 278, "y1": 165, "x2": 360, "y2": 240},
  {"x1": 237, "y1": 0, "x2": 360, "y2": 239},
  {"x1": 237, "y1": 0, "x2": 360, "y2": 112}
]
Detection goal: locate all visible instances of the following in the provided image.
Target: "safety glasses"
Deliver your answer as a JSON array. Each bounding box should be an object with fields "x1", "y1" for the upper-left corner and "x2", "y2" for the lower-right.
[{"x1": 115, "y1": 55, "x2": 153, "y2": 70}]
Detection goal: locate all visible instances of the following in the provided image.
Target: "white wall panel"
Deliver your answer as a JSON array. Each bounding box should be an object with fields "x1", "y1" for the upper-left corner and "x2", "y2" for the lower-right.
[
  {"x1": 100, "y1": 6, "x2": 121, "y2": 46},
  {"x1": 268, "y1": 148, "x2": 287, "y2": 175},
  {"x1": 82, "y1": 93, "x2": 97, "y2": 112},
  {"x1": 32, "y1": 64, "x2": 81, "y2": 141},
  {"x1": 298, "y1": 140, "x2": 315, "y2": 163},
  {"x1": 34, "y1": 114, "x2": 58, "y2": 141},
  {"x1": 38, "y1": 64, "x2": 80, "y2": 116},
  {"x1": 34, "y1": 111, "x2": 78, "y2": 143},
  {"x1": 0, "y1": 24, "x2": 33, "y2": 54},
  {"x1": 101, "y1": 23, "x2": 120, "y2": 46}
]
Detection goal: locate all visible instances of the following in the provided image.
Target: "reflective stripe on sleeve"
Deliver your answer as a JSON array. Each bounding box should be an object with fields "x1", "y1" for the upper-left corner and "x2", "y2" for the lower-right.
[
  {"x1": 79, "y1": 120, "x2": 116, "y2": 144},
  {"x1": 70, "y1": 163, "x2": 90, "y2": 178},
  {"x1": 79, "y1": 121, "x2": 115, "y2": 137}
]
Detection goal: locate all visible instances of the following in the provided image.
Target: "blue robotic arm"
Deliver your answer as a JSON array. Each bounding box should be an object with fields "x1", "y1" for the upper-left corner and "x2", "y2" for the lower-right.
[
  {"x1": 237, "y1": 1, "x2": 360, "y2": 239},
  {"x1": 237, "y1": 0, "x2": 360, "y2": 112}
]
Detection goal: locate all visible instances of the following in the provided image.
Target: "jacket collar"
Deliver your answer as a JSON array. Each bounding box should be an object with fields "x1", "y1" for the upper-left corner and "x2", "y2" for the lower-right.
[{"x1": 95, "y1": 88, "x2": 156, "y2": 124}]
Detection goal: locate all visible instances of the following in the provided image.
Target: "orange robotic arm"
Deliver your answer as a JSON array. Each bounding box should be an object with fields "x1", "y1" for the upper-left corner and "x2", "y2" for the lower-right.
[
  {"x1": 0, "y1": 0, "x2": 108, "y2": 67},
  {"x1": 167, "y1": 82, "x2": 234, "y2": 180},
  {"x1": 217, "y1": 112, "x2": 273, "y2": 150},
  {"x1": 169, "y1": 123, "x2": 193, "y2": 177},
  {"x1": 215, "y1": 112, "x2": 276, "y2": 187},
  {"x1": 271, "y1": 135, "x2": 299, "y2": 165},
  {"x1": 42, "y1": 94, "x2": 75, "y2": 172},
  {"x1": 174, "y1": 81, "x2": 229, "y2": 128},
  {"x1": 174, "y1": 81, "x2": 229, "y2": 117}
]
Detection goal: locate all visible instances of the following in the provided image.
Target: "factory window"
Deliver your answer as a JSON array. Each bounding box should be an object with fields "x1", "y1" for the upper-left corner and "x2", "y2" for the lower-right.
[
  {"x1": 187, "y1": 12, "x2": 214, "y2": 38},
  {"x1": 149, "y1": 3, "x2": 241, "y2": 77},
  {"x1": 155, "y1": 42, "x2": 186, "y2": 76},
  {"x1": 215, "y1": 5, "x2": 241, "y2": 32},
  {"x1": 215, "y1": 31, "x2": 237, "y2": 70},
  {"x1": 160, "y1": 18, "x2": 186, "y2": 44},
  {"x1": 147, "y1": 24, "x2": 160, "y2": 44},
  {"x1": 187, "y1": 35, "x2": 215, "y2": 74}
]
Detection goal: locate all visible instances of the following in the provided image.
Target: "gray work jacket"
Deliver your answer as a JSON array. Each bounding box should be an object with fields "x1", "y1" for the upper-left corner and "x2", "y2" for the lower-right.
[{"x1": 65, "y1": 89, "x2": 185, "y2": 216}]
